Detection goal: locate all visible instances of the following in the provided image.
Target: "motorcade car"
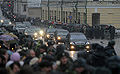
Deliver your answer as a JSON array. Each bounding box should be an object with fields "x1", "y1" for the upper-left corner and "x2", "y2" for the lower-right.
[
  {"x1": 54, "y1": 29, "x2": 69, "y2": 44},
  {"x1": 69, "y1": 32, "x2": 90, "y2": 51},
  {"x1": 3, "y1": 19, "x2": 12, "y2": 27},
  {"x1": 23, "y1": 22, "x2": 32, "y2": 28},
  {"x1": 44, "y1": 28, "x2": 57, "y2": 42},
  {"x1": 24, "y1": 28, "x2": 45, "y2": 40}
]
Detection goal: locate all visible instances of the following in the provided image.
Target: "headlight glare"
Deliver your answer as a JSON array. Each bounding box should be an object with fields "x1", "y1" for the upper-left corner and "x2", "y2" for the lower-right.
[
  {"x1": 34, "y1": 33, "x2": 38, "y2": 36},
  {"x1": 9, "y1": 22, "x2": 12, "y2": 24},
  {"x1": 57, "y1": 36, "x2": 61, "y2": 40},
  {"x1": 40, "y1": 30, "x2": 44, "y2": 35},
  {"x1": 71, "y1": 45, "x2": 75, "y2": 49},
  {"x1": 1, "y1": 20, "x2": 4, "y2": 23},
  {"x1": 86, "y1": 45, "x2": 90, "y2": 49},
  {"x1": 47, "y1": 34, "x2": 50, "y2": 38}
]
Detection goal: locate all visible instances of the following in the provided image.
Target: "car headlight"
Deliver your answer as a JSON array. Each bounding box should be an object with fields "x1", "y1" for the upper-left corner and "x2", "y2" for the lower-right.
[
  {"x1": 39, "y1": 30, "x2": 44, "y2": 36},
  {"x1": 47, "y1": 34, "x2": 50, "y2": 38},
  {"x1": 34, "y1": 35, "x2": 37, "y2": 38},
  {"x1": 70, "y1": 45, "x2": 75, "y2": 49},
  {"x1": 57, "y1": 36, "x2": 61, "y2": 40},
  {"x1": 25, "y1": 33, "x2": 27, "y2": 35},
  {"x1": 1, "y1": 20, "x2": 4, "y2": 23},
  {"x1": 9, "y1": 22, "x2": 12, "y2": 24},
  {"x1": 70, "y1": 42, "x2": 74, "y2": 44},
  {"x1": 85, "y1": 45, "x2": 90, "y2": 49},
  {"x1": 34, "y1": 33, "x2": 38, "y2": 36}
]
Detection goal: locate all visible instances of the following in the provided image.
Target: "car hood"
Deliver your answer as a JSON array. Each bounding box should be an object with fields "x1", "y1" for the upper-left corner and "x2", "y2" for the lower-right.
[{"x1": 71, "y1": 40, "x2": 87, "y2": 45}]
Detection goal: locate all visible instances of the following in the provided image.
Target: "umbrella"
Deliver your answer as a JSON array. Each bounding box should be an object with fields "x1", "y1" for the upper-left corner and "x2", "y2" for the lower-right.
[
  {"x1": 0, "y1": 35, "x2": 15, "y2": 41},
  {"x1": 4, "y1": 33, "x2": 18, "y2": 39}
]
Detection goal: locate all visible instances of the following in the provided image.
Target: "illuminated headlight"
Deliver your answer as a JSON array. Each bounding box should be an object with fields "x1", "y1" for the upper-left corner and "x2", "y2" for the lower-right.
[
  {"x1": 86, "y1": 45, "x2": 90, "y2": 49},
  {"x1": 47, "y1": 34, "x2": 50, "y2": 38},
  {"x1": 34, "y1": 35, "x2": 37, "y2": 37},
  {"x1": 34, "y1": 33, "x2": 38, "y2": 36},
  {"x1": 57, "y1": 36, "x2": 61, "y2": 40},
  {"x1": 39, "y1": 30, "x2": 44, "y2": 35},
  {"x1": 12, "y1": 48, "x2": 14, "y2": 50},
  {"x1": 71, "y1": 45, "x2": 75, "y2": 49},
  {"x1": 70, "y1": 42, "x2": 74, "y2": 44},
  {"x1": 9, "y1": 22, "x2": 12, "y2": 24},
  {"x1": 25, "y1": 33, "x2": 27, "y2": 35},
  {"x1": 1, "y1": 20, "x2": 4, "y2": 23},
  {"x1": 0, "y1": 45, "x2": 1, "y2": 48}
]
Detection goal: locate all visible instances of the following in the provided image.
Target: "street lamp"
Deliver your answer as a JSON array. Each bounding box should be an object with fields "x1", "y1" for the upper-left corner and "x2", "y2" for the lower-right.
[
  {"x1": 85, "y1": 0, "x2": 87, "y2": 24},
  {"x1": 75, "y1": 0, "x2": 78, "y2": 24},
  {"x1": 47, "y1": 0, "x2": 50, "y2": 20},
  {"x1": 61, "y1": 0, "x2": 63, "y2": 23}
]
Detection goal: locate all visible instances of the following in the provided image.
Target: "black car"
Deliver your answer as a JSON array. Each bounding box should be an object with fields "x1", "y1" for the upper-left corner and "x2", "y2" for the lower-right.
[
  {"x1": 54, "y1": 29, "x2": 69, "y2": 44},
  {"x1": 69, "y1": 32, "x2": 90, "y2": 51},
  {"x1": 44, "y1": 28, "x2": 57, "y2": 42}
]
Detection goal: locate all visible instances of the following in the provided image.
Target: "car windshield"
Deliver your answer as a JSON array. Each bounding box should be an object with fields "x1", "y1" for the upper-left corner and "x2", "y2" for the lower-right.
[
  {"x1": 70, "y1": 33, "x2": 87, "y2": 41},
  {"x1": 57, "y1": 31, "x2": 69, "y2": 35},
  {"x1": 47, "y1": 29, "x2": 56, "y2": 33},
  {"x1": 16, "y1": 25, "x2": 25, "y2": 28}
]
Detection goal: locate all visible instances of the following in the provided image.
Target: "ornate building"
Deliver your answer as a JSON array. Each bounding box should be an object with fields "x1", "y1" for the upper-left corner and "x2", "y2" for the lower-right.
[
  {"x1": 40, "y1": 0, "x2": 120, "y2": 28},
  {"x1": 1, "y1": 0, "x2": 120, "y2": 28}
]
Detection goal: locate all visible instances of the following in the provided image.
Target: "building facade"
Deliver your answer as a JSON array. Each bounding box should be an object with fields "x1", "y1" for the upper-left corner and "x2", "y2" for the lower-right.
[
  {"x1": 6, "y1": 0, "x2": 120, "y2": 28},
  {"x1": 40, "y1": 0, "x2": 120, "y2": 28}
]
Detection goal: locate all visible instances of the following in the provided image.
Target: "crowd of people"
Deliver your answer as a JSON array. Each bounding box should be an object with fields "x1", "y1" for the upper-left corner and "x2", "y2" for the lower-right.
[{"x1": 0, "y1": 25, "x2": 119, "y2": 74}]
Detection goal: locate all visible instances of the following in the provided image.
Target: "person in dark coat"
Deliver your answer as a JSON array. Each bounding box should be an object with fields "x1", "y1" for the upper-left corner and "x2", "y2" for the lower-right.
[
  {"x1": 57, "y1": 52, "x2": 73, "y2": 73},
  {"x1": 106, "y1": 56, "x2": 120, "y2": 74},
  {"x1": 87, "y1": 44, "x2": 107, "y2": 67},
  {"x1": 104, "y1": 40, "x2": 117, "y2": 57},
  {"x1": 109, "y1": 25, "x2": 115, "y2": 40}
]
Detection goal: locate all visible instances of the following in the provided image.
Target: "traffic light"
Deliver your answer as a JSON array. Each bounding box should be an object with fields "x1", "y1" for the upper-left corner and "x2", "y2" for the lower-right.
[
  {"x1": 8, "y1": 1, "x2": 14, "y2": 7},
  {"x1": 8, "y1": 5, "x2": 11, "y2": 7}
]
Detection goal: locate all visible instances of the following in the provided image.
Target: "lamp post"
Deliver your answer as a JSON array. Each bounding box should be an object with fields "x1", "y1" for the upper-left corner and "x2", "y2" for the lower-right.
[
  {"x1": 47, "y1": 0, "x2": 50, "y2": 20},
  {"x1": 75, "y1": 0, "x2": 78, "y2": 24},
  {"x1": 85, "y1": 0, "x2": 87, "y2": 24},
  {"x1": 61, "y1": 0, "x2": 63, "y2": 23}
]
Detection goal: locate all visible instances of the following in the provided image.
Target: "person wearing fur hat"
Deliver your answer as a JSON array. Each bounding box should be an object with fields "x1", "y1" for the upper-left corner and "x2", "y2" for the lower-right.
[
  {"x1": 104, "y1": 40, "x2": 117, "y2": 57},
  {"x1": 57, "y1": 52, "x2": 73, "y2": 73},
  {"x1": 6, "y1": 52, "x2": 24, "y2": 68}
]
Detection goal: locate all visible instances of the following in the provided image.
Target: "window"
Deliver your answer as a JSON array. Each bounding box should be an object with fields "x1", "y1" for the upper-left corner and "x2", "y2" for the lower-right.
[{"x1": 23, "y1": 5, "x2": 27, "y2": 12}]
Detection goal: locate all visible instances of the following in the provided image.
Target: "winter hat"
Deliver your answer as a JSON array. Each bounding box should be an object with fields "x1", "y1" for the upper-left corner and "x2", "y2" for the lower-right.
[
  {"x1": 10, "y1": 52, "x2": 20, "y2": 61},
  {"x1": 73, "y1": 58, "x2": 87, "y2": 68}
]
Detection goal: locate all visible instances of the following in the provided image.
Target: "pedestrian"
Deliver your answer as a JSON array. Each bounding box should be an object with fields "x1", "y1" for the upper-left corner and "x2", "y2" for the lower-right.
[
  {"x1": 87, "y1": 44, "x2": 107, "y2": 67},
  {"x1": 47, "y1": 40, "x2": 56, "y2": 56},
  {"x1": 106, "y1": 56, "x2": 120, "y2": 74},
  {"x1": 104, "y1": 40, "x2": 117, "y2": 57},
  {"x1": 94, "y1": 67, "x2": 111, "y2": 74},
  {"x1": 57, "y1": 52, "x2": 73, "y2": 73},
  {"x1": 6, "y1": 52, "x2": 24, "y2": 68},
  {"x1": 109, "y1": 25, "x2": 115, "y2": 40}
]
